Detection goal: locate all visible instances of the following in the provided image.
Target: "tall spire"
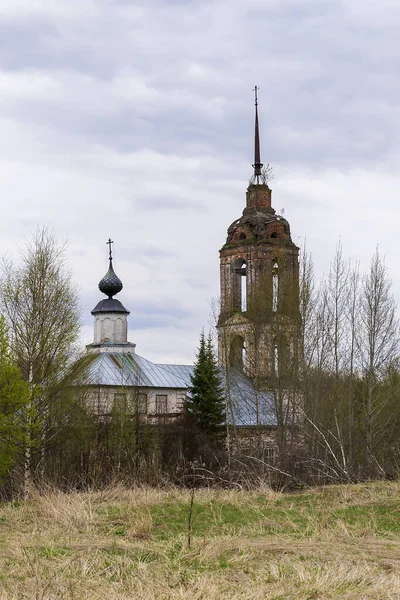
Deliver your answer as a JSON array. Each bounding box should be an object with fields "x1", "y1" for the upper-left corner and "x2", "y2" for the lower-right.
[{"x1": 252, "y1": 85, "x2": 263, "y2": 184}]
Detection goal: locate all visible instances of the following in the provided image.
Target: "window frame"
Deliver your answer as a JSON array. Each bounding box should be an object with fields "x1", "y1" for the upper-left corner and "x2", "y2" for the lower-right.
[
  {"x1": 155, "y1": 394, "x2": 168, "y2": 415},
  {"x1": 264, "y1": 446, "x2": 276, "y2": 463},
  {"x1": 137, "y1": 392, "x2": 148, "y2": 414},
  {"x1": 113, "y1": 392, "x2": 127, "y2": 412}
]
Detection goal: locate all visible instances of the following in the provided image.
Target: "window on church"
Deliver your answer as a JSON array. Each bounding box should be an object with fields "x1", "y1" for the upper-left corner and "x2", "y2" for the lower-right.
[
  {"x1": 113, "y1": 392, "x2": 127, "y2": 412},
  {"x1": 241, "y1": 269, "x2": 247, "y2": 311},
  {"x1": 264, "y1": 447, "x2": 275, "y2": 464},
  {"x1": 234, "y1": 258, "x2": 247, "y2": 312},
  {"x1": 273, "y1": 340, "x2": 279, "y2": 378},
  {"x1": 96, "y1": 393, "x2": 108, "y2": 416},
  {"x1": 138, "y1": 393, "x2": 148, "y2": 414},
  {"x1": 242, "y1": 340, "x2": 247, "y2": 372},
  {"x1": 272, "y1": 260, "x2": 279, "y2": 312},
  {"x1": 155, "y1": 395, "x2": 168, "y2": 415},
  {"x1": 230, "y1": 335, "x2": 245, "y2": 371}
]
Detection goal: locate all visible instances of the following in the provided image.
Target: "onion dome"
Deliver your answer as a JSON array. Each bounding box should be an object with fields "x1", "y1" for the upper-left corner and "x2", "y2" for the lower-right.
[
  {"x1": 91, "y1": 238, "x2": 130, "y2": 316},
  {"x1": 98, "y1": 260, "x2": 123, "y2": 298}
]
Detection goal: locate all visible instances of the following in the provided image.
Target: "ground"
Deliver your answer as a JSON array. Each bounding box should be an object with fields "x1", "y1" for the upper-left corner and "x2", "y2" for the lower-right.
[{"x1": 0, "y1": 482, "x2": 399, "y2": 599}]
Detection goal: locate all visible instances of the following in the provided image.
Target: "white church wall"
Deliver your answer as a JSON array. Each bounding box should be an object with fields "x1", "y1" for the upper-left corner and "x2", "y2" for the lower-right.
[
  {"x1": 83, "y1": 385, "x2": 188, "y2": 421},
  {"x1": 93, "y1": 312, "x2": 128, "y2": 344}
]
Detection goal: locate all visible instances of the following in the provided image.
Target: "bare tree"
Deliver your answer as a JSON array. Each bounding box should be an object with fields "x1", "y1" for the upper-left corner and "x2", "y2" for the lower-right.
[
  {"x1": 357, "y1": 248, "x2": 399, "y2": 474},
  {"x1": 261, "y1": 164, "x2": 274, "y2": 185},
  {"x1": 345, "y1": 262, "x2": 360, "y2": 469},
  {"x1": 0, "y1": 227, "x2": 82, "y2": 495},
  {"x1": 299, "y1": 242, "x2": 317, "y2": 373},
  {"x1": 300, "y1": 244, "x2": 359, "y2": 481},
  {"x1": 326, "y1": 241, "x2": 349, "y2": 378},
  {"x1": 1, "y1": 228, "x2": 81, "y2": 385}
]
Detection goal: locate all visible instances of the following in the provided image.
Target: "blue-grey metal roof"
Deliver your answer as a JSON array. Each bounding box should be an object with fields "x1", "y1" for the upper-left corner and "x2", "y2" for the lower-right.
[
  {"x1": 86, "y1": 351, "x2": 193, "y2": 389},
  {"x1": 225, "y1": 369, "x2": 277, "y2": 427},
  {"x1": 85, "y1": 351, "x2": 276, "y2": 426},
  {"x1": 157, "y1": 364, "x2": 194, "y2": 387}
]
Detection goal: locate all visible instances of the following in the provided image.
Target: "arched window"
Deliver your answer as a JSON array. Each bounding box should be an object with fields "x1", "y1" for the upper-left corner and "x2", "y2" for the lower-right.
[
  {"x1": 273, "y1": 339, "x2": 279, "y2": 377},
  {"x1": 102, "y1": 317, "x2": 112, "y2": 342},
  {"x1": 230, "y1": 335, "x2": 245, "y2": 371},
  {"x1": 241, "y1": 270, "x2": 247, "y2": 312},
  {"x1": 115, "y1": 317, "x2": 123, "y2": 339},
  {"x1": 272, "y1": 260, "x2": 279, "y2": 312},
  {"x1": 233, "y1": 259, "x2": 247, "y2": 312}
]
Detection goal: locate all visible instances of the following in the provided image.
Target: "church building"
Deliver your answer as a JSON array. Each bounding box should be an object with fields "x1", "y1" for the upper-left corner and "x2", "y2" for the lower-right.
[
  {"x1": 83, "y1": 91, "x2": 300, "y2": 435},
  {"x1": 217, "y1": 87, "x2": 301, "y2": 387},
  {"x1": 85, "y1": 241, "x2": 193, "y2": 421}
]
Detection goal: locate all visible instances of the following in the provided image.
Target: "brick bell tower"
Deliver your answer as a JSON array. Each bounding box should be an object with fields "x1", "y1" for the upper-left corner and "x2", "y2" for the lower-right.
[{"x1": 217, "y1": 88, "x2": 301, "y2": 383}]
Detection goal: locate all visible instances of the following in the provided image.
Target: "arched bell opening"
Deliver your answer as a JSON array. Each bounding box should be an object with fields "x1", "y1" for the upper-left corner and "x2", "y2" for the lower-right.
[
  {"x1": 272, "y1": 338, "x2": 279, "y2": 378},
  {"x1": 233, "y1": 258, "x2": 247, "y2": 312},
  {"x1": 230, "y1": 335, "x2": 246, "y2": 371},
  {"x1": 272, "y1": 260, "x2": 279, "y2": 313}
]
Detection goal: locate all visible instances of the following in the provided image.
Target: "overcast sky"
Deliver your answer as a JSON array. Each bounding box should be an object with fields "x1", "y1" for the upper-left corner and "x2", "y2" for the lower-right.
[{"x1": 1, "y1": 0, "x2": 400, "y2": 364}]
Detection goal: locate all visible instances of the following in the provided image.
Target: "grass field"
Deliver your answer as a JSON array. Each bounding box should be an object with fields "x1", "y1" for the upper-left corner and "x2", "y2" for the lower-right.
[{"x1": 0, "y1": 482, "x2": 400, "y2": 599}]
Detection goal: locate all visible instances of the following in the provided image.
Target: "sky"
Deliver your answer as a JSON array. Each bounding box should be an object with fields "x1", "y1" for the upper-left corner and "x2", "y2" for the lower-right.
[{"x1": 1, "y1": 0, "x2": 400, "y2": 365}]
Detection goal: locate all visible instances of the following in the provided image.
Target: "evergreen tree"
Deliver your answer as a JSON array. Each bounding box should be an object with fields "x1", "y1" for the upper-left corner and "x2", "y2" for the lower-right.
[
  {"x1": 0, "y1": 316, "x2": 30, "y2": 480},
  {"x1": 188, "y1": 332, "x2": 226, "y2": 439}
]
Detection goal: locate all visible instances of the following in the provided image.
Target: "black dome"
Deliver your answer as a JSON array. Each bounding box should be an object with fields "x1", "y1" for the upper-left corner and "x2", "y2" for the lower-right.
[{"x1": 98, "y1": 260, "x2": 123, "y2": 298}]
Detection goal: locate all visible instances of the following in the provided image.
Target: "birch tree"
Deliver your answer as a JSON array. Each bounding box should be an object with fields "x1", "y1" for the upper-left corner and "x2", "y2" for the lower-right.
[
  {"x1": 0, "y1": 228, "x2": 81, "y2": 385},
  {"x1": 0, "y1": 228, "x2": 81, "y2": 492},
  {"x1": 357, "y1": 248, "x2": 399, "y2": 474}
]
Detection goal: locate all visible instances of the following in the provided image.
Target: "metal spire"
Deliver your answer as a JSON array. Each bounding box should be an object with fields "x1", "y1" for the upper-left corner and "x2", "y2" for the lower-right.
[{"x1": 252, "y1": 86, "x2": 263, "y2": 184}]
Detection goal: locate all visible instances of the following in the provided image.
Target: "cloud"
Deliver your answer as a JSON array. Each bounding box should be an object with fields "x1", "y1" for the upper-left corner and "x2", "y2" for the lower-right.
[{"x1": 1, "y1": 0, "x2": 400, "y2": 363}]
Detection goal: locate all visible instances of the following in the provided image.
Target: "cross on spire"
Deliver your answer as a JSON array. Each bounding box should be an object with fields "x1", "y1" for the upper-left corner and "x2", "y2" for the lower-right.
[{"x1": 106, "y1": 238, "x2": 114, "y2": 261}]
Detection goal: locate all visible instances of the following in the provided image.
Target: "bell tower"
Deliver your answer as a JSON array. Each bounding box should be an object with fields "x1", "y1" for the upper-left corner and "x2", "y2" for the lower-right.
[
  {"x1": 217, "y1": 88, "x2": 300, "y2": 383},
  {"x1": 87, "y1": 239, "x2": 135, "y2": 353}
]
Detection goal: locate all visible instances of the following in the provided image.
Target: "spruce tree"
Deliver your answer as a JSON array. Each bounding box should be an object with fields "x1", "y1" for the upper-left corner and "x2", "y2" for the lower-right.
[{"x1": 188, "y1": 332, "x2": 226, "y2": 439}]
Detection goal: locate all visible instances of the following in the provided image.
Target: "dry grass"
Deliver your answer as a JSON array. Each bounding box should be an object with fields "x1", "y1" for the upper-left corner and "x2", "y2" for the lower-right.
[{"x1": 0, "y1": 481, "x2": 400, "y2": 598}]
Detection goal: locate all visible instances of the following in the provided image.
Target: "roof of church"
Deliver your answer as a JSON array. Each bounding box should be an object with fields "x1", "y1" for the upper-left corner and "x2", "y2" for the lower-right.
[
  {"x1": 86, "y1": 351, "x2": 193, "y2": 389},
  {"x1": 91, "y1": 298, "x2": 130, "y2": 315},
  {"x1": 225, "y1": 369, "x2": 277, "y2": 427},
  {"x1": 85, "y1": 351, "x2": 276, "y2": 427}
]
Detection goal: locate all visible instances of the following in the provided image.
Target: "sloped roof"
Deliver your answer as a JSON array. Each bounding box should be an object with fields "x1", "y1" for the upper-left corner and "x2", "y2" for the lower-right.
[
  {"x1": 156, "y1": 363, "x2": 194, "y2": 387},
  {"x1": 86, "y1": 351, "x2": 192, "y2": 389},
  {"x1": 85, "y1": 351, "x2": 277, "y2": 426},
  {"x1": 225, "y1": 369, "x2": 277, "y2": 427},
  {"x1": 91, "y1": 298, "x2": 129, "y2": 315}
]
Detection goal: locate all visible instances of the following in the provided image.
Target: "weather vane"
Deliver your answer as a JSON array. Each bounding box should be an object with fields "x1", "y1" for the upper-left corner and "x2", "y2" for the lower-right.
[{"x1": 106, "y1": 238, "x2": 114, "y2": 261}]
